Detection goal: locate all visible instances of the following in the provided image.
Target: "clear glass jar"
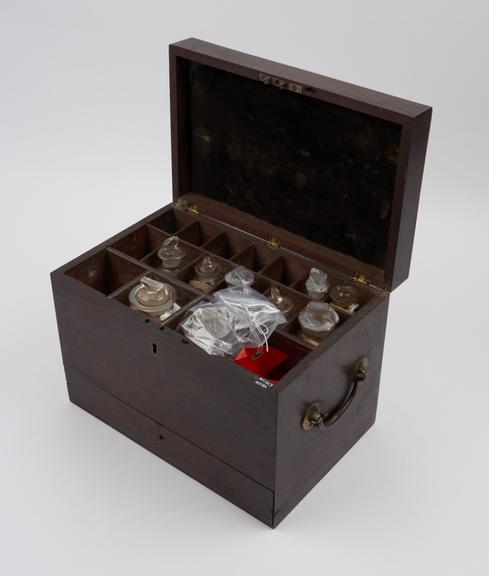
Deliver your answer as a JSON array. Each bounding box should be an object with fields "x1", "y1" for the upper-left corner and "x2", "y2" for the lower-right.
[
  {"x1": 129, "y1": 276, "x2": 177, "y2": 318},
  {"x1": 157, "y1": 236, "x2": 185, "y2": 270},
  {"x1": 329, "y1": 284, "x2": 360, "y2": 312},
  {"x1": 298, "y1": 301, "x2": 339, "y2": 344},
  {"x1": 191, "y1": 255, "x2": 223, "y2": 291}
]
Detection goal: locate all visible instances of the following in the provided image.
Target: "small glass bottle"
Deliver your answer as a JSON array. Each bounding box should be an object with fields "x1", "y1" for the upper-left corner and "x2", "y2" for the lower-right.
[
  {"x1": 190, "y1": 255, "x2": 223, "y2": 292},
  {"x1": 157, "y1": 236, "x2": 186, "y2": 271},
  {"x1": 305, "y1": 267, "x2": 329, "y2": 301},
  {"x1": 298, "y1": 301, "x2": 339, "y2": 345},
  {"x1": 269, "y1": 286, "x2": 294, "y2": 318},
  {"x1": 329, "y1": 284, "x2": 360, "y2": 312},
  {"x1": 129, "y1": 276, "x2": 177, "y2": 319}
]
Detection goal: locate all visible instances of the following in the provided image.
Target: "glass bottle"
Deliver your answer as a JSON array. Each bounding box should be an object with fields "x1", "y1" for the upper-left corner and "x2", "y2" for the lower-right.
[
  {"x1": 157, "y1": 236, "x2": 185, "y2": 271},
  {"x1": 298, "y1": 301, "x2": 339, "y2": 345},
  {"x1": 269, "y1": 286, "x2": 294, "y2": 318},
  {"x1": 305, "y1": 267, "x2": 329, "y2": 301},
  {"x1": 129, "y1": 276, "x2": 177, "y2": 319},
  {"x1": 329, "y1": 284, "x2": 360, "y2": 312}
]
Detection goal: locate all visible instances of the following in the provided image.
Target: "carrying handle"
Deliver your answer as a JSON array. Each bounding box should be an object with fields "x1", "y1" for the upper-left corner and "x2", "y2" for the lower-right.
[{"x1": 302, "y1": 356, "x2": 368, "y2": 431}]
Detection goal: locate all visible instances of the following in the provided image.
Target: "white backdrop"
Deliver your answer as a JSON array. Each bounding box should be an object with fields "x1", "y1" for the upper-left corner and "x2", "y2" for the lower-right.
[{"x1": 1, "y1": 1, "x2": 488, "y2": 574}]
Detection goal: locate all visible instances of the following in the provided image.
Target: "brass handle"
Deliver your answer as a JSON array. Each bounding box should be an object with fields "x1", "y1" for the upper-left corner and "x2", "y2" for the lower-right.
[{"x1": 302, "y1": 356, "x2": 368, "y2": 431}]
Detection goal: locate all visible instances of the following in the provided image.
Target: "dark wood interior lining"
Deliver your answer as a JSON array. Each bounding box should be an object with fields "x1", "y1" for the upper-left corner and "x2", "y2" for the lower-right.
[
  {"x1": 188, "y1": 62, "x2": 402, "y2": 271},
  {"x1": 66, "y1": 250, "x2": 147, "y2": 295}
]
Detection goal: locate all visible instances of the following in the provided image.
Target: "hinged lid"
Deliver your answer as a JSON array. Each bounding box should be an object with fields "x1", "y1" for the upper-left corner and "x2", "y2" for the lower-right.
[{"x1": 169, "y1": 38, "x2": 432, "y2": 291}]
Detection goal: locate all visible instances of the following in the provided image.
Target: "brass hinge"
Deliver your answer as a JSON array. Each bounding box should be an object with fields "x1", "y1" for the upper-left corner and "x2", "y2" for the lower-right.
[
  {"x1": 353, "y1": 271, "x2": 388, "y2": 294},
  {"x1": 187, "y1": 203, "x2": 200, "y2": 215},
  {"x1": 259, "y1": 73, "x2": 303, "y2": 94},
  {"x1": 353, "y1": 272, "x2": 370, "y2": 286},
  {"x1": 266, "y1": 235, "x2": 281, "y2": 249},
  {"x1": 174, "y1": 198, "x2": 200, "y2": 214}
]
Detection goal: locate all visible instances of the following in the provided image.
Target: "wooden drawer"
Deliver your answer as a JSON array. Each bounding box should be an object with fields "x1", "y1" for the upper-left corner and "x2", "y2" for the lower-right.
[{"x1": 66, "y1": 367, "x2": 274, "y2": 525}]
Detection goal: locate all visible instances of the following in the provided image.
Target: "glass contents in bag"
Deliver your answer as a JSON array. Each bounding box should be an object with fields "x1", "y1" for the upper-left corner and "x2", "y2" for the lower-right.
[
  {"x1": 329, "y1": 284, "x2": 360, "y2": 312},
  {"x1": 179, "y1": 285, "x2": 287, "y2": 357},
  {"x1": 225, "y1": 266, "x2": 255, "y2": 287},
  {"x1": 305, "y1": 267, "x2": 329, "y2": 301},
  {"x1": 157, "y1": 236, "x2": 186, "y2": 271},
  {"x1": 298, "y1": 301, "x2": 339, "y2": 345},
  {"x1": 129, "y1": 276, "x2": 178, "y2": 320}
]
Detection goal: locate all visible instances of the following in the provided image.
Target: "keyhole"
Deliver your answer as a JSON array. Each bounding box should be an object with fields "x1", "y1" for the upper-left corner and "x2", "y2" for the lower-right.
[{"x1": 152, "y1": 342, "x2": 158, "y2": 355}]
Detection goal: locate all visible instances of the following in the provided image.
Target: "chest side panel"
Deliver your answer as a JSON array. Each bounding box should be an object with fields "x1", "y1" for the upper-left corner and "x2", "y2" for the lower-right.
[
  {"x1": 52, "y1": 276, "x2": 277, "y2": 490},
  {"x1": 274, "y1": 296, "x2": 389, "y2": 525}
]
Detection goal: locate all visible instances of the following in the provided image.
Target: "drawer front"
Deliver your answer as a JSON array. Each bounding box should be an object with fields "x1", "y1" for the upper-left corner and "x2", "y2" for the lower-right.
[
  {"x1": 67, "y1": 367, "x2": 274, "y2": 526},
  {"x1": 53, "y1": 278, "x2": 277, "y2": 490},
  {"x1": 274, "y1": 296, "x2": 389, "y2": 525}
]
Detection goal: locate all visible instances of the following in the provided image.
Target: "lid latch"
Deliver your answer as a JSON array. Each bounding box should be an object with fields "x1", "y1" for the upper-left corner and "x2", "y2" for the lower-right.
[{"x1": 259, "y1": 73, "x2": 303, "y2": 94}]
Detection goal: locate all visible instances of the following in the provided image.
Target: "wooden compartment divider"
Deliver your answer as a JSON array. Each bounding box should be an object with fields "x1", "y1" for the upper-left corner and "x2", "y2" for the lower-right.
[
  {"x1": 64, "y1": 207, "x2": 378, "y2": 379},
  {"x1": 176, "y1": 219, "x2": 223, "y2": 246},
  {"x1": 201, "y1": 231, "x2": 252, "y2": 259}
]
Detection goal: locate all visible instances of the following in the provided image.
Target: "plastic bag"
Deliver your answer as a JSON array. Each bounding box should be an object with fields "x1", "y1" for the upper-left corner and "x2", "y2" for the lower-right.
[
  {"x1": 179, "y1": 286, "x2": 287, "y2": 357},
  {"x1": 224, "y1": 266, "x2": 255, "y2": 287}
]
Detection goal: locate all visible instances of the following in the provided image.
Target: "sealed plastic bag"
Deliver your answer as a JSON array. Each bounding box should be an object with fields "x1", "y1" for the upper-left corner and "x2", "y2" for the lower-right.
[
  {"x1": 179, "y1": 286, "x2": 287, "y2": 357},
  {"x1": 224, "y1": 266, "x2": 255, "y2": 287}
]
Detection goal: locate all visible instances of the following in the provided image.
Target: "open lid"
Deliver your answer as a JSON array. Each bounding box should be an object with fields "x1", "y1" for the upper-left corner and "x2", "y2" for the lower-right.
[{"x1": 169, "y1": 38, "x2": 432, "y2": 291}]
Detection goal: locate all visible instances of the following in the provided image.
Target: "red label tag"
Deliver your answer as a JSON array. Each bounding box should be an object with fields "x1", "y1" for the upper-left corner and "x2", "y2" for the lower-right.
[{"x1": 234, "y1": 347, "x2": 288, "y2": 382}]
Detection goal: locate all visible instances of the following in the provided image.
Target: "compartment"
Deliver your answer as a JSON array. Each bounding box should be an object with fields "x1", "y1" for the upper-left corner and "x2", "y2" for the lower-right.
[
  {"x1": 202, "y1": 231, "x2": 251, "y2": 259},
  {"x1": 261, "y1": 255, "x2": 310, "y2": 286},
  {"x1": 263, "y1": 283, "x2": 310, "y2": 321},
  {"x1": 163, "y1": 296, "x2": 208, "y2": 331},
  {"x1": 293, "y1": 267, "x2": 372, "y2": 310},
  {"x1": 66, "y1": 250, "x2": 146, "y2": 295},
  {"x1": 231, "y1": 244, "x2": 278, "y2": 272},
  {"x1": 177, "y1": 254, "x2": 236, "y2": 293},
  {"x1": 141, "y1": 239, "x2": 204, "y2": 273},
  {"x1": 164, "y1": 299, "x2": 312, "y2": 382},
  {"x1": 109, "y1": 270, "x2": 200, "y2": 324},
  {"x1": 266, "y1": 332, "x2": 312, "y2": 381},
  {"x1": 249, "y1": 275, "x2": 272, "y2": 293},
  {"x1": 110, "y1": 224, "x2": 170, "y2": 260},
  {"x1": 177, "y1": 220, "x2": 222, "y2": 246},
  {"x1": 149, "y1": 208, "x2": 196, "y2": 234},
  {"x1": 280, "y1": 305, "x2": 351, "y2": 347}
]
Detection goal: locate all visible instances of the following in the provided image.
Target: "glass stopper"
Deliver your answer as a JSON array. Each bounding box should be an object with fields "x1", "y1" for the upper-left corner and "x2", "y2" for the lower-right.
[
  {"x1": 157, "y1": 236, "x2": 185, "y2": 270},
  {"x1": 298, "y1": 301, "x2": 339, "y2": 343},
  {"x1": 329, "y1": 284, "x2": 360, "y2": 311},
  {"x1": 194, "y1": 255, "x2": 222, "y2": 284},
  {"x1": 269, "y1": 286, "x2": 294, "y2": 316},
  {"x1": 129, "y1": 276, "x2": 176, "y2": 316},
  {"x1": 305, "y1": 267, "x2": 329, "y2": 301}
]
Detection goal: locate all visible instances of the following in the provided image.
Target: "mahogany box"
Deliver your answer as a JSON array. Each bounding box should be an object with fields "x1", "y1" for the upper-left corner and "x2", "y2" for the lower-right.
[{"x1": 51, "y1": 38, "x2": 432, "y2": 527}]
